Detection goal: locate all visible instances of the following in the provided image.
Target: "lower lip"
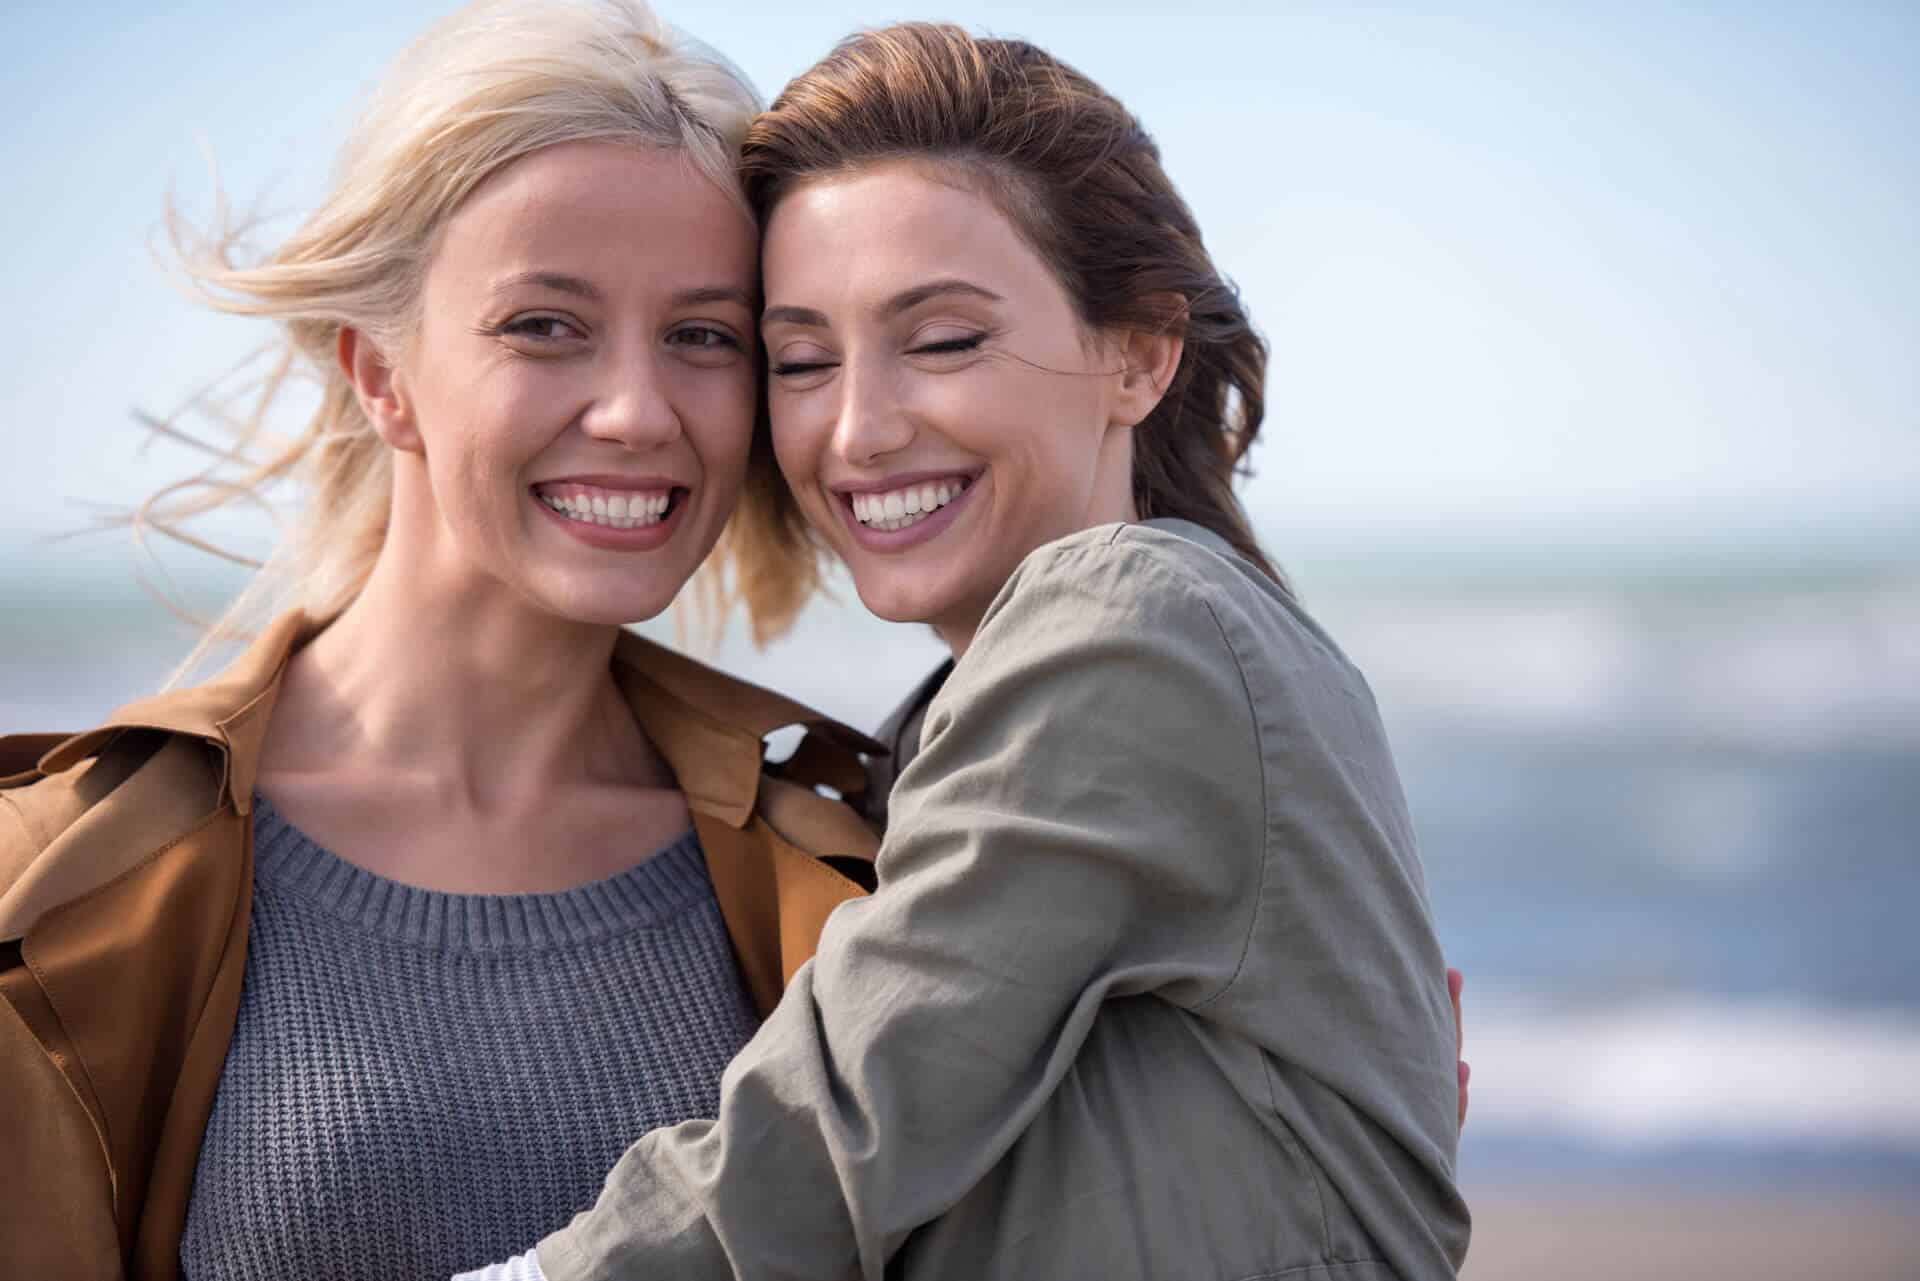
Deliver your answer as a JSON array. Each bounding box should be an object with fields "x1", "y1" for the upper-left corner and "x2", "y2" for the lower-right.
[
  {"x1": 841, "y1": 480, "x2": 977, "y2": 552},
  {"x1": 535, "y1": 492, "x2": 685, "y2": 551}
]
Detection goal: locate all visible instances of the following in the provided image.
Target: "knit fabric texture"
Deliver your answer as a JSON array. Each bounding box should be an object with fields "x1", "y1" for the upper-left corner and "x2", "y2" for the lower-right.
[{"x1": 178, "y1": 795, "x2": 760, "y2": 1281}]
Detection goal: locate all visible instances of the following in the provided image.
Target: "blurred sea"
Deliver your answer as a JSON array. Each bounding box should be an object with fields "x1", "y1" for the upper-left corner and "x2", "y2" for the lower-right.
[{"x1": 4, "y1": 531, "x2": 1917, "y2": 1193}]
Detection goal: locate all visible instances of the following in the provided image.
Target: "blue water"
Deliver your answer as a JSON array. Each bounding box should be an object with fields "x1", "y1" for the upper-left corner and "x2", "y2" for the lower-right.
[
  {"x1": 5, "y1": 563, "x2": 1917, "y2": 1188},
  {"x1": 1412, "y1": 736, "x2": 1920, "y2": 1011},
  {"x1": 1462, "y1": 1133, "x2": 1920, "y2": 1192}
]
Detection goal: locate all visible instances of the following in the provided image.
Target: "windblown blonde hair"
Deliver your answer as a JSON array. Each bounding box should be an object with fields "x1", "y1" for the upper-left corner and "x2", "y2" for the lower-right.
[{"x1": 145, "y1": 0, "x2": 759, "y2": 676}]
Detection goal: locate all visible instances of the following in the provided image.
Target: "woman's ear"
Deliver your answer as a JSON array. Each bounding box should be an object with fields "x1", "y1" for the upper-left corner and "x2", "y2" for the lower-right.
[
  {"x1": 1110, "y1": 296, "x2": 1186, "y2": 430},
  {"x1": 337, "y1": 325, "x2": 421, "y2": 453}
]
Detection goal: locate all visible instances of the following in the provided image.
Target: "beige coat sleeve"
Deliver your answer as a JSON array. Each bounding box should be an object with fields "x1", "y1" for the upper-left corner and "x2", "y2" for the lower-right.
[{"x1": 540, "y1": 534, "x2": 1267, "y2": 1281}]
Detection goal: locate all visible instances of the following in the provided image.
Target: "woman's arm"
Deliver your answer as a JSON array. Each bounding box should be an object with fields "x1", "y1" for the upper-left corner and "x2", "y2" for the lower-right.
[{"x1": 532, "y1": 535, "x2": 1267, "y2": 1281}]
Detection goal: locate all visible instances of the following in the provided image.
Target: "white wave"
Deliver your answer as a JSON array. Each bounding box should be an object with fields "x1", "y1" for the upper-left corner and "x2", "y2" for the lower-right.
[
  {"x1": 1316, "y1": 584, "x2": 1920, "y2": 750},
  {"x1": 1463, "y1": 993, "x2": 1920, "y2": 1147}
]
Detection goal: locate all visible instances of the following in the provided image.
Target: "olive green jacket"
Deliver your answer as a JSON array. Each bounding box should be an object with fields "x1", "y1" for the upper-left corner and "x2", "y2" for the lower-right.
[
  {"x1": 0, "y1": 611, "x2": 881, "y2": 1281},
  {"x1": 544, "y1": 520, "x2": 1471, "y2": 1281}
]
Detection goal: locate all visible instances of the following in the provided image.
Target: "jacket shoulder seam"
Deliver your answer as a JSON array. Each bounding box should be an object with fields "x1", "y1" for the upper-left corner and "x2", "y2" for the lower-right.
[
  {"x1": 1188, "y1": 589, "x2": 1269, "y2": 1010},
  {"x1": 1021, "y1": 522, "x2": 1241, "y2": 603}
]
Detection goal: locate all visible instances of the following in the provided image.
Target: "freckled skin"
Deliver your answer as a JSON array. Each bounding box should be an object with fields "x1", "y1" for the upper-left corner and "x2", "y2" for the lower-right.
[{"x1": 761, "y1": 163, "x2": 1141, "y2": 653}]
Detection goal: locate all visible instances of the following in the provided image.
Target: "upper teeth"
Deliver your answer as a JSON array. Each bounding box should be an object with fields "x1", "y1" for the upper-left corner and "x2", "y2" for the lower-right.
[
  {"x1": 852, "y1": 480, "x2": 964, "y2": 532},
  {"x1": 539, "y1": 487, "x2": 672, "y2": 529}
]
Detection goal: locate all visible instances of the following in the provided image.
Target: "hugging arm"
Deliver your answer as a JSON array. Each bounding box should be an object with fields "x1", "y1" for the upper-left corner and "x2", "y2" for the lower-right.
[{"x1": 532, "y1": 540, "x2": 1265, "y2": 1281}]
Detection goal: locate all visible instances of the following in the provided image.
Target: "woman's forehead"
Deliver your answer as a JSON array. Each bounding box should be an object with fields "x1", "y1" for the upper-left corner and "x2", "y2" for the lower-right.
[
  {"x1": 432, "y1": 142, "x2": 757, "y2": 299},
  {"x1": 760, "y1": 166, "x2": 1056, "y2": 317}
]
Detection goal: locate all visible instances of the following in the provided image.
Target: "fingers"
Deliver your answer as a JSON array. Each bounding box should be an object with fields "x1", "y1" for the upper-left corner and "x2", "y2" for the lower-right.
[
  {"x1": 1447, "y1": 967, "x2": 1464, "y2": 1056},
  {"x1": 1448, "y1": 967, "x2": 1468, "y2": 1129}
]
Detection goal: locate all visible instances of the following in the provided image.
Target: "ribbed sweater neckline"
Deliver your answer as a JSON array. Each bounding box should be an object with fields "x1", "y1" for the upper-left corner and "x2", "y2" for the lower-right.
[{"x1": 249, "y1": 792, "x2": 707, "y2": 951}]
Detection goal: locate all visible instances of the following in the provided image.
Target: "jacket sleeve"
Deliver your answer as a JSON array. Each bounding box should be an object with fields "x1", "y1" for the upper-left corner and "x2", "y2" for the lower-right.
[
  {"x1": 1, "y1": 776, "x2": 125, "y2": 1281},
  {"x1": 538, "y1": 534, "x2": 1268, "y2": 1281}
]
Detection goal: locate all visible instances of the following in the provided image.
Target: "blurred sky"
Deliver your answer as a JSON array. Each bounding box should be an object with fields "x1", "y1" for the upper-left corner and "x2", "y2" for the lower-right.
[{"x1": 1, "y1": 0, "x2": 1916, "y2": 572}]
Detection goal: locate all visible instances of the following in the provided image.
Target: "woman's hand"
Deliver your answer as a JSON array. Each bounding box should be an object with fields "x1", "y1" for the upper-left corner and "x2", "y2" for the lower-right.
[{"x1": 1448, "y1": 967, "x2": 1470, "y2": 1129}]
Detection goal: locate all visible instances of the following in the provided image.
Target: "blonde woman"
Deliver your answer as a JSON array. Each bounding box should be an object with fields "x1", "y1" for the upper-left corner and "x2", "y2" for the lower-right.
[
  {"x1": 469, "y1": 24, "x2": 1469, "y2": 1281},
  {"x1": 0, "y1": 3, "x2": 881, "y2": 1278}
]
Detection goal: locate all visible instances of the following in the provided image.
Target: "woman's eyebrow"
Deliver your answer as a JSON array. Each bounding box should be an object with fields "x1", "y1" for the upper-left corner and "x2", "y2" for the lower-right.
[
  {"x1": 762, "y1": 304, "x2": 829, "y2": 329},
  {"x1": 489, "y1": 275, "x2": 751, "y2": 310},
  {"x1": 762, "y1": 280, "x2": 1005, "y2": 330},
  {"x1": 673, "y1": 285, "x2": 756, "y2": 310},
  {"x1": 491, "y1": 270, "x2": 601, "y2": 300},
  {"x1": 880, "y1": 279, "x2": 1003, "y2": 317},
  {"x1": 487, "y1": 274, "x2": 748, "y2": 314}
]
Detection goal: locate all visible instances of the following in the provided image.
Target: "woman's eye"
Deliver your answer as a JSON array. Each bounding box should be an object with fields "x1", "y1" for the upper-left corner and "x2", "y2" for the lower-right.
[
  {"x1": 498, "y1": 314, "x2": 581, "y2": 343},
  {"x1": 909, "y1": 333, "x2": 987, "y2": 357},
  {"x1": 668, "y1": 325, "x2": 742, "y2": 351},
  {"x1": 769, "y1": 347, "x2": 838, "y2": 378}
]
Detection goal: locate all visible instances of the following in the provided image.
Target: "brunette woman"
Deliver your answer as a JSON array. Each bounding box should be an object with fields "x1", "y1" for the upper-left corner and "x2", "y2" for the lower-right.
[{"x1": 476, "y1": 22, "x2": 1469, "y2": 1281}]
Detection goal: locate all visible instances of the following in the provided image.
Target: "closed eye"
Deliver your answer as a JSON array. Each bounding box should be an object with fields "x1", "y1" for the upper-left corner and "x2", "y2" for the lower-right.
[
  {"x1": 909, "y1": 334, "x2": 986, "y2": 356},
  {"x1": 771, "y1": 358, "x2": 839, "y2": 376}
]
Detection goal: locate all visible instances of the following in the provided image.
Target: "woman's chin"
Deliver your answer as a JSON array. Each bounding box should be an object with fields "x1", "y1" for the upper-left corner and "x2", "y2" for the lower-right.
[
  {"x1": 851, "y1": 572, "x2": 950, "y2": 630},
  {"x1": 530, "y1": 573, "x2": 683, "y2": 630}
]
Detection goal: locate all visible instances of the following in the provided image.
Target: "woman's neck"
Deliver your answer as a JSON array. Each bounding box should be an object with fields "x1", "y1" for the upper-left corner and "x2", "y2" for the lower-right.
[{"x1": 263, "y1": 536, "x2": 663, "y2": 809}]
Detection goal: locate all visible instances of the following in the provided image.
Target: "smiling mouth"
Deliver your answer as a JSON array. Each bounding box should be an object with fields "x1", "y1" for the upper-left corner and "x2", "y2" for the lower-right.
[
  {"x1": 533, "y1": 482, "x2": 684, "y2": 530},
  {"x1": 847, "y1": 476, "x2": 973, "y2": 534}
]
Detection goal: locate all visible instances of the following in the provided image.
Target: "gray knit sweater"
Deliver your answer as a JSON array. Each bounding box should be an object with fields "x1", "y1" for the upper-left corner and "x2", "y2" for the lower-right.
[{"x1": 178, "y1": 795, "x2": 760, "y2": 1281}]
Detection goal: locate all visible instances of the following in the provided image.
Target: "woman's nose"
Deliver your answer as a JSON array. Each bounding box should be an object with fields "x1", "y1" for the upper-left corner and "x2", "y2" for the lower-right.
[
  {"x1": 831, "y1": 357, "x2": 913, "y2": 466},
  {"x1": 579, "y1": 348, "x2": 682, "y2": 449}
]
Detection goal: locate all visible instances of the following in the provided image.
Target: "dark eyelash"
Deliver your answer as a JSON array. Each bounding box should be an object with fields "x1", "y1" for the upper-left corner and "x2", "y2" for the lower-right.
[
  {"x1": 911, "y1": 334, "x2": 987, "y2": 355},
  {"x1": 482, "y1": 315, "x2": 577, "y2": 341},
  {"x1": 770, "y1": 332, "x2": 985, "y2": 376},
  {"x1": 672, "y1": 326, "x2": 743, "y2": 349}
]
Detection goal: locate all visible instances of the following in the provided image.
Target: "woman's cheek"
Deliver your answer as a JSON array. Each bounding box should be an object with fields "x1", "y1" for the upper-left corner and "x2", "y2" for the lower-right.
[{"x1": 768, "y1": 402, "x2": 825, "y2": 490}]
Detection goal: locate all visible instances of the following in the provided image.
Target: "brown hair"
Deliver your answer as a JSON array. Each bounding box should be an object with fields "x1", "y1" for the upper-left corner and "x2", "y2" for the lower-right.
[{"x1": 722, "y1": 21, "x2": 1283, "y2": 642}]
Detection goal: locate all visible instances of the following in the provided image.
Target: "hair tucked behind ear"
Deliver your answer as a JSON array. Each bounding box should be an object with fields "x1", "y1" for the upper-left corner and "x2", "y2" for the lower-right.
[
  {"x1": 137, "y1": 0, "x2": 760, "y2": 680},
  {"x1": 725, "y1": 21, "x2": 1283, "y2": 644}
]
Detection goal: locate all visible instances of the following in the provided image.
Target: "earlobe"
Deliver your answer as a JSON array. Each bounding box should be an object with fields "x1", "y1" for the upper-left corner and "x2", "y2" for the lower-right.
[
  {"x1": 337, "y1": 326, "x2": 421, "y2": 453},
  {"x1": 1112, "y1": 301, "x2": 1186, "y2": 430}
]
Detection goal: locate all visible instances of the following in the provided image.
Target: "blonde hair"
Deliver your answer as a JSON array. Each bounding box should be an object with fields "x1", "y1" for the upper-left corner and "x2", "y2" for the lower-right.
[{"x1": 144, "y1": 0, "x2": 759, "y2": 674}]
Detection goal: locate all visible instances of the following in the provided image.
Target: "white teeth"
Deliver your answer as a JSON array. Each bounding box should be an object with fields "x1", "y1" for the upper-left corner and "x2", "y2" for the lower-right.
[
  {"x1": 851, "y1": 479, "x2": 968, "y2": 530},
  {"x1": 538, "y1": 488, "x2": 673, "y2": 529}
]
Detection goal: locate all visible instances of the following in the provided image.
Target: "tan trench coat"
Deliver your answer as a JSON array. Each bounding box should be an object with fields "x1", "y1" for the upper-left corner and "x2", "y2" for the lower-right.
[{"x1": 0, "y1": 612, "x2": 881, "y2": 1280}]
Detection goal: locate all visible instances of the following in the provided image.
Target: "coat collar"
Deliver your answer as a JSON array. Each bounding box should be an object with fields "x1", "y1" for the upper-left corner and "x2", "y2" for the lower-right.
[{"x1": 28, "y1": 611, "x2": 880, "y2": 828}]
